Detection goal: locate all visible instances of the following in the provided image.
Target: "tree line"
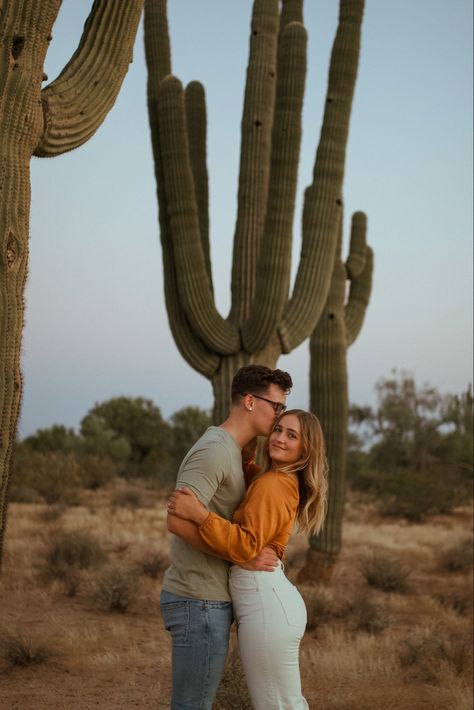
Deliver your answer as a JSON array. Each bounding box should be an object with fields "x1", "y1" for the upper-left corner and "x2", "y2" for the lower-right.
[{"x1": 10, "y1": 374, "x2": 473, "y2": 520}]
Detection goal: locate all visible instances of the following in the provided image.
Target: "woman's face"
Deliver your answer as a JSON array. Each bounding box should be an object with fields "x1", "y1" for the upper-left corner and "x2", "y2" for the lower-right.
[{"x1": 268, "y1": 413, "x2": 303, "y2": 467}]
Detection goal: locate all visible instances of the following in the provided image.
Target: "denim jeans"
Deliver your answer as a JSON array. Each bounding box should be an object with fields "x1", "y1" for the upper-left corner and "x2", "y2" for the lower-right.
[{"x1": 160, "y1": 590, "x2": 233, "y2": 709}]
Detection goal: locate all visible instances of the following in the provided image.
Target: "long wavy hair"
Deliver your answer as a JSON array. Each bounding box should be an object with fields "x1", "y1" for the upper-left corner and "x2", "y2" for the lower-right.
[{"x1": 263, "y1": 409, "x2": 328, "y2": 537}]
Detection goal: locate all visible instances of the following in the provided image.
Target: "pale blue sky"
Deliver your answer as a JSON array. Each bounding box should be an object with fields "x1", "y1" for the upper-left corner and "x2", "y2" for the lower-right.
[{"x1": 21, "y1": 0, "x2": 473, "y2": 436}]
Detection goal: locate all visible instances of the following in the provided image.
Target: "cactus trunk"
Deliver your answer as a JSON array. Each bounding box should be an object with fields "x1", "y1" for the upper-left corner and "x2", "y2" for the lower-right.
[{"x1": 0, "y1": 0, "x2": 144, "y2": 570}]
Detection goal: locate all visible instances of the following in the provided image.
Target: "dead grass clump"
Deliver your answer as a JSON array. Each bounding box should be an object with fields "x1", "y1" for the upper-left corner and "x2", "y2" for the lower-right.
[
  {"x1": 361, "y1": 551, "x2": 410, "y2": 593},
  {"x1": 8, "y1": 483, "x2": 41, "y2": 504},
  {"x1": 437, "y1": 587, "x2": 474, "y2": 617},
  {"x1": 214, "y1": 653, "x2": 252, "y2": 709},
  {"x1": 94, "y1": 565, "x2": 138, "y2": 612},
  {"x1": 400, "y1": 629, "x2": 473, "y2": 683},
  {"x1": 136, "y1": 550, "x2": 169, "y2": 579},
  {"x1": 438, "y1": 538, "x2": 473, "y2": 573},
  {"x1": 0, "y1": 630, "x2": 51, "y2": 667},
  {"x1": 346, "y1": 592, "x2": 391, "y2": 635},
  {"x1": 37, "y1": 504, "x2": 66, "y2": 523},
  {"x1": 300, "y1": 585, "x2": 338, "y2": 630},
  {"x1": 112, "y1": 488, "x2": 143, "y2": 508}
]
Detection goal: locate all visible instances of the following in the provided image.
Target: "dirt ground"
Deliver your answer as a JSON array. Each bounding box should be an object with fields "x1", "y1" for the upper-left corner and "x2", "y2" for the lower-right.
[{"x1": 0, "y1": 486, "x2": 472, "y2": 709}]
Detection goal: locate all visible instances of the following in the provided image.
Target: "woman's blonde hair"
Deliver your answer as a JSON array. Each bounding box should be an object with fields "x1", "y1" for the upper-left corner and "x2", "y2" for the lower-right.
[{"x1": 264, "y1": 409, "x2": 328, "y2": 537}]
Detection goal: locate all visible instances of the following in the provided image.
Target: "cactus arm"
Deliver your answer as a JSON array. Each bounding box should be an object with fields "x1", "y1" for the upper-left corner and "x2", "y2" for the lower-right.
[
  {"x1": 229, "y1": 0, "x2": 279, "y2": 324},
  {"x1": 34, "y1": 0, "x2": 144, "y2": 157},
  {"x1": 281, "y1": 0, "x2": 303, "y2": 27},
  {"x1": 346, "y1": 211, "x2": 367, "y2": 279},
  {"x1": 157, "y1": 76, "x2": 240, "y2": 354},
  {"x1": 162, "y1": 245, "x2": 220, "y2": 378},
  {"x1": 185, "y1": 81, "x2": 212, "y2": 292},
  {"x1": 278, "y1": 0, "x2": 365, "y2": 353},
  {"x1": 346, "y1": 245, "x2": 373, "y2": 346},
  {"x1": 241, "y1": 21, "x2": 307, "y2": 352}
]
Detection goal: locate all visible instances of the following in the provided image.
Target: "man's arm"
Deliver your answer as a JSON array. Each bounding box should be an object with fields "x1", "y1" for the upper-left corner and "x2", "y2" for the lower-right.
[{"x1": 168, "y1": 513, "x2": 278, "y2": 570}]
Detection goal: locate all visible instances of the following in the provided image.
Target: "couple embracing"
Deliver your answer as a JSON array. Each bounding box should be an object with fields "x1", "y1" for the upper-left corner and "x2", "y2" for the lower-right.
[{"x1": 162, "y1": 365, "x2": 328, "y2": 709}]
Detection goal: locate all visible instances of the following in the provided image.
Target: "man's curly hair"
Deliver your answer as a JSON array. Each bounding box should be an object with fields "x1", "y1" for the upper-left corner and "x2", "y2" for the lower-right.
[{"x1": 231, "y1": 365, "x2": 292, "y2": 404}]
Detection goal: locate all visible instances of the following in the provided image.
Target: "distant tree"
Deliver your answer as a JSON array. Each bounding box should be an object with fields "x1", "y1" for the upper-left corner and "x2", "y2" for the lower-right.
[
  {"x1": 346, "y1": 373, "x2": 473, "y2": 519},
  {"x1": 170, "y1": 406, "x2": 212, "y2": 467},
  {"x1": 80, "y1": 397, "x2": 172, "y2": 477},
  {"x1": 22, "y1": 425, "x2": 80, "y2": 455}
]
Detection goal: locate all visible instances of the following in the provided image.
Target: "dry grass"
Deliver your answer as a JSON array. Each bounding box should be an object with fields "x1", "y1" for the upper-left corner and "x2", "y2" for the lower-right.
[{"x1": 1, "y1": 486, "x2": 472, "y2": 709}]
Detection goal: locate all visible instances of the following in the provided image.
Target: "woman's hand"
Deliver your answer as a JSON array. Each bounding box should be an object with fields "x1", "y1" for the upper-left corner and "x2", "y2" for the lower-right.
[{"x1": 167, "y1": 487, "x2": 209, "y2": 525}]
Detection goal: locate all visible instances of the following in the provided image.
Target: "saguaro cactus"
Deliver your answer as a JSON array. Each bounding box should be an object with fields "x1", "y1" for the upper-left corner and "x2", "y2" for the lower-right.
[
  {"x1": 0, "y1": 0, "x2": 144, "y2": 567},
  {"x1": 298, "y1": 211, "x2": 373, "y2": 581},
  {"x1": 145, "y1": 0, "x2": 365, "y2": 421}
]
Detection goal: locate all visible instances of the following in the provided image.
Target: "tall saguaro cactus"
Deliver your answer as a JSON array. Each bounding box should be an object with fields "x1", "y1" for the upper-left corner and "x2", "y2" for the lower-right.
[
  {"x1": 145, "y1": 0, "x2": 365, "y2": 422},
  {"x1": 298, "y1": 210, "x2": 373, "y2": 581},
  {"x1": 0, "y1": 0, "x2": 144, "y2": 567}
]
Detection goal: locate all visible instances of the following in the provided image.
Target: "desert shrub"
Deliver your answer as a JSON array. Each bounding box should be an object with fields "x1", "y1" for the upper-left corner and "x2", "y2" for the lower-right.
[
  {"x1": 112, "y1": 488, "x2": 143, "y2": 508},
  {"x1": 37, "y1": 505, "x2": 66, "y2": 523},
  {"x1": 0, "y1": 630, "x2": 51, "y2": 666},
  {"x1": 8, "y1": 483, "x2": 41, "y2": 504},
  {"x1": 437, "y1": 588, "x2": 473, "y2": 617},
  {"x1": 400, "y1": 630, "x2": 473, "y2": 682},
  {"x1": 214, "y1": 654, "x2": 252, "y2": 710},
  {"x1": 78, "y1": 455, "x2": 117, "y2": 490},
  {"x1": 346, "y1": 592, "x2": 391, "y2": 635},
  {"x1": 438, "y1": 538, "x2": 473, "y2": 573},
  {"x1": 44, "y1": 530, "x2": 106, "y2": 572},
  {"x1": 300, "y1": 584, "x2": 337, "y2": 630},
  {"x1": 94, "y1": 565, "x2": 138, "y2": 612},
  {"x1": 361, "y1": 552, "x2": 410, "y2": 593},
  {"x1": 11, "y1": 450, "x2": 82, "y2": 505},
  {"x1": 136, "y1": 551, "x2": 169, "y2": 579}
]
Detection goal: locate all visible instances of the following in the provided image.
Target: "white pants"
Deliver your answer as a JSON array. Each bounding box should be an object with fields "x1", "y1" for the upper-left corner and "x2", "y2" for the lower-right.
[{"x1": 229, "y1": 562, "x2": 309, "y2": 710}]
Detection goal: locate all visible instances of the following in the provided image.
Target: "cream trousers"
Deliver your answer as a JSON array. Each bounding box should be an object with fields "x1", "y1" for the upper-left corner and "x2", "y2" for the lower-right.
[{"x1": 229, "y1": 562, "x2": 309, "y2": 710}]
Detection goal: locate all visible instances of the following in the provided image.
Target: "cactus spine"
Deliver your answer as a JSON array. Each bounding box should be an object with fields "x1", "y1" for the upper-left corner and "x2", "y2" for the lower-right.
[
  {"x1": 145, "y1": 0, "x2": 364, "y2": 422},
  {"x1": 298, "y1": 211, "x2": 373, "y2": 582},
  {"x1": 0, "y1": 0, "x2": 144, "y2": 568}
]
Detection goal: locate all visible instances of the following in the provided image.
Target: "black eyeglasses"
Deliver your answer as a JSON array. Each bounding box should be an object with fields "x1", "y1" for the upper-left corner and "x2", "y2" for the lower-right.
[{"x1": 252, "y1": 394, "x2": 287, "y2": 416}]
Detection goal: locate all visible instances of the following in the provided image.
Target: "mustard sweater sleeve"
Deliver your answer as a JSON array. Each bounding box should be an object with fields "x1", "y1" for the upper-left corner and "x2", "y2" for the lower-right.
[{"x1": 197, "y1": 472, "x2": 298, "y2": 563}]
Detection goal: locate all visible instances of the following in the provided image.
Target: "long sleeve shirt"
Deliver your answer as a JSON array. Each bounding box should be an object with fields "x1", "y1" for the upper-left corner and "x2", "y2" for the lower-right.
[{"x1": 197, "y1": 469, "x2": 300, "y2": 564}]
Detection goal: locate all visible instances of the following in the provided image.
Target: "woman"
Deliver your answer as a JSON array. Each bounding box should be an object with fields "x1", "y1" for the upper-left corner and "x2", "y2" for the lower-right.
[{"x1": 168, "y1": 409, "x2": 328, "y2": 709}]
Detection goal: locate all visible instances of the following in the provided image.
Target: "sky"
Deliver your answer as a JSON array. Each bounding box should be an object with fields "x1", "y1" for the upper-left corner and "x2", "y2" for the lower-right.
[{"x1": 20, "y1": 0, "x2": 473, "y2": 437}]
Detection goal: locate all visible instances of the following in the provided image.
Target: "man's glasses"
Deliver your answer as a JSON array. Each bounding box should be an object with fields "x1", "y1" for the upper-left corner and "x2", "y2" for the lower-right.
[{"x1": 252, "y1": 394, "x2": 287, "y2": 416}]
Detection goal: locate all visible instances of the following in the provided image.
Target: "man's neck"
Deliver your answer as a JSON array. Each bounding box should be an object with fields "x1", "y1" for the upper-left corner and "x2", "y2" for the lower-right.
[{"x1": 219, "y1": 413, "x2": 254, "y2": 449}]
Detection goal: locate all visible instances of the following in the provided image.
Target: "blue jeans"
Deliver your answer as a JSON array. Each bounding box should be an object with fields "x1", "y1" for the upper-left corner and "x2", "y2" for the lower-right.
[{"x1": 160, "y1": 590, "x2": 233, "y2": 709}]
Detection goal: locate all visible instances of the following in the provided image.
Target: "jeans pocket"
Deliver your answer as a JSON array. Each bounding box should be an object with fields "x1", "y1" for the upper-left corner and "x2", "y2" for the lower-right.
[
  {"x1": 272, "y1": 585, "x2": 307, "y2": 628},
  {"x1": 161, "y1": 601, "x2": 190, "y2": 646}
]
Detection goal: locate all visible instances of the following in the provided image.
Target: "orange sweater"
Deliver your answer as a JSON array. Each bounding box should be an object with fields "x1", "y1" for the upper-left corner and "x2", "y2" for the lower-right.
[{"x1": 197, "y1": 469, "x2": 299, "y2": 564}]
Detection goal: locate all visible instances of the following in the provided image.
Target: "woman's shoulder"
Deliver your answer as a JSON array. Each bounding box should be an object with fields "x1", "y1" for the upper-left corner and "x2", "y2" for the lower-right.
[{"x1": 251, "y1": 469, "x2": 299, "y2": 494}]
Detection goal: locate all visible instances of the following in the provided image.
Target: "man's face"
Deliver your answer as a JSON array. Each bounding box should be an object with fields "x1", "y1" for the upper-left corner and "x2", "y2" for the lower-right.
[{"x1": 249, "y1": 384, "x2": 287, "y2": 437}]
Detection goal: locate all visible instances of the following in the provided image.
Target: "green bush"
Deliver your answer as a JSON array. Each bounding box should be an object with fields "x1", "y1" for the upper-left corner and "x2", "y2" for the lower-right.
[
  {"x1": 11, "y1": 450, "x2": 82, "y2": 505},
  {"x1": 78, "y1": 454, "x2": 117, "y2": 490},
  {"x1": 300, "y1": 584, "x2": 338, "y2": 630}
]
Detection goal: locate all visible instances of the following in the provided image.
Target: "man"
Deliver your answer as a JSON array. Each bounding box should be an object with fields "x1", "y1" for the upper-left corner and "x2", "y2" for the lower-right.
[{"x1": 161, "y1": 364, "x2": 293, "y2": 709}]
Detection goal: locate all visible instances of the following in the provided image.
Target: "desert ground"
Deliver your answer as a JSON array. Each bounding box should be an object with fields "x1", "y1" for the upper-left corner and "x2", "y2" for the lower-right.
[{"x1": 0, "y1": 481, "x2": 472, "y2": 709}]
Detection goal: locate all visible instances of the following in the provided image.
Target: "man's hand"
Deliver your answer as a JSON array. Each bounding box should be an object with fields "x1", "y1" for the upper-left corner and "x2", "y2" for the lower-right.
[{"x1": 239, "y1": 546, "x2": 279, "y2": 572}]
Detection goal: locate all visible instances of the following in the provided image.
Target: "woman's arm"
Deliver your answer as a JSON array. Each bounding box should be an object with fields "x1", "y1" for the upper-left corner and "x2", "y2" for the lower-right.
[
  {"x1": 167, "y1": 509, "x2": 279, "y2": 570},
  {"x1": 170, "y1": 474, "x2": 298, "y2": 564}
]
